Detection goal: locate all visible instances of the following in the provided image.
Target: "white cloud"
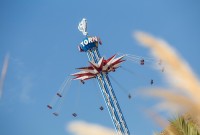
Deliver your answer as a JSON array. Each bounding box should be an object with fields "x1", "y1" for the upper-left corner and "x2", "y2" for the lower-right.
[{"x1": 0, "y1": 53, "x2": 9, "y2": 98}]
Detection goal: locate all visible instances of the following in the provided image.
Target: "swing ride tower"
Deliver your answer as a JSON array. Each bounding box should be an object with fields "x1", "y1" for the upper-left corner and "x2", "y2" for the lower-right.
[{"x1": 72, "y1": 18, "x2": 130, "y2": 135}]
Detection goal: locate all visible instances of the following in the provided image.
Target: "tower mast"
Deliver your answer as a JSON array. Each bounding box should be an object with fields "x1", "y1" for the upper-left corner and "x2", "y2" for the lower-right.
[{"x1": 76, "y1": 18, "x2": 130, "y2": 135}]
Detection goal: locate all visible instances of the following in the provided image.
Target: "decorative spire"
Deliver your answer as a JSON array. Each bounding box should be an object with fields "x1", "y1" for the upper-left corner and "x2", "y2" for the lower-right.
[{"x1": 78, "y1": 18, "x2": 88, "y2": 36}]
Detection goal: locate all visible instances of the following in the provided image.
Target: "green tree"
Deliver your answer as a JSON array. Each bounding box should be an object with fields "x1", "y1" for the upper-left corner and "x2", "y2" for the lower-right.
[{"x1": 158, "y1": 116, "x2": 200, "y2": 135}]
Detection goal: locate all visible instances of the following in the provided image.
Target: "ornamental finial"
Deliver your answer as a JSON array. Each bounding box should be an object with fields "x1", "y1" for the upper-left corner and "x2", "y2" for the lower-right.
[{"x1": 78, "y1": 18, "x2": 88, "y2": 36}]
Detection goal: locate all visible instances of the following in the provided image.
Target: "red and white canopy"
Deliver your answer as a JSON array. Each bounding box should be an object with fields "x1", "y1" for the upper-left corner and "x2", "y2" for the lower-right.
[{"x1": 71, "y1": 54, "x2": 125, "y2": 81}]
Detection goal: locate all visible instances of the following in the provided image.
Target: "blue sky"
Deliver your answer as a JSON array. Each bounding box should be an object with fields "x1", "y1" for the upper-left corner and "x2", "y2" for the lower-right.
[{"x1": 0, "y1": 0, "x2": 200, "y2": 135}]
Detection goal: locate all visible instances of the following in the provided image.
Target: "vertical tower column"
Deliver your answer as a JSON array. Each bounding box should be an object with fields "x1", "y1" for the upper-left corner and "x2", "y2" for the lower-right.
[
  {"x1": 77, "y1": 18, "x2": 130, "y2": 134},
  {"x1": 87, "y1": 47, "x2": 130, "y2": 135}
]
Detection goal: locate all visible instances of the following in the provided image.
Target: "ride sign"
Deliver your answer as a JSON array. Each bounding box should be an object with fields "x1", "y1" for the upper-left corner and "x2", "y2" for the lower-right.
[{"x1": 78, "y1": 36, "x2": 101, "y2": 52}]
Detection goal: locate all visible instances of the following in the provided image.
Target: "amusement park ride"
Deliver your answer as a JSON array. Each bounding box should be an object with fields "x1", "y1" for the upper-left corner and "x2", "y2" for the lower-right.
[
  {"x1": 75, "y1": 18, "x2": 130, "y2": 135},
  {"x1": 47, "y1": 18, "x2": 164, "y2": 135}
]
